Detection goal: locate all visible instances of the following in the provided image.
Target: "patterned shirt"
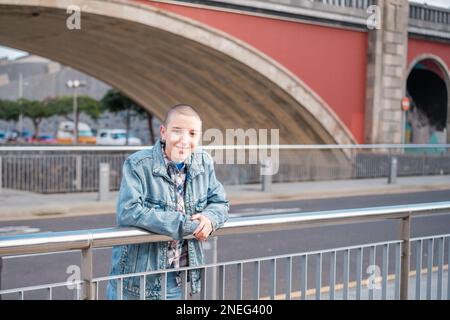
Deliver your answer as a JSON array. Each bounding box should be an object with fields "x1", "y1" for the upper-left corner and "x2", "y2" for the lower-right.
[{"x1": 162, "y1": 142, "x2": 189, "y2": 285}]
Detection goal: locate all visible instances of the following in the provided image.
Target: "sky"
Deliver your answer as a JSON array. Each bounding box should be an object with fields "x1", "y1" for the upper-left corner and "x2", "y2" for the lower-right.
[
  {"x1": 0, "y1": 0, "x2": 449, "y2": 60},
  {"x1": 0, "y1": 46, "x2": 27, "y2": 60},
  {"x1": 411, "y1": 0, "x2": 450, "y2": 8}
]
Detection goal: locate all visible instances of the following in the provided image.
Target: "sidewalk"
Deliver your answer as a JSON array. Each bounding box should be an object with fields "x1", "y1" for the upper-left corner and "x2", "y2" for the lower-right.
[{"x1": 0, "y1": 175, "x2": 449, "y2": 221}]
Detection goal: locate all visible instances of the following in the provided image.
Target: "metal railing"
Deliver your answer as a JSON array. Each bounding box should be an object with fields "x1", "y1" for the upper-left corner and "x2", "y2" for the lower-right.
[
  {"x1": 1, "y1": 144, "x2": 449, "y2": 193},
  {"x1": 0, "y1": 201, "x2": 449, "y2": 299},
  {"x1": 410, "y1": 2, "x2": 450, "y2": 25},
  {"x1": 193, "y1": 0, "x2": 450, "y2": 33},
  {"x1": 408, "y1": 1, "x2": 450, "y2": 39},
  {"x1": 311, "y1": 0, "x2": 374, "y2": 9},
  {"x1": 208, "y1": 0, "x2": 375, "y2": 11}
]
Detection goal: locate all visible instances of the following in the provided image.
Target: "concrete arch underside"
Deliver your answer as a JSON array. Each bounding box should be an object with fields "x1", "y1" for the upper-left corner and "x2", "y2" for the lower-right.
[{"x1": 0, "y1": 0, "x2": 357, "y2": 145}]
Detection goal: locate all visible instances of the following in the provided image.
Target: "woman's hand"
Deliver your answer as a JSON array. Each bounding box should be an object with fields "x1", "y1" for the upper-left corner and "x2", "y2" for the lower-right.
[{"x1": 191, "y1": 214, "x2": 213, "y2": 241}]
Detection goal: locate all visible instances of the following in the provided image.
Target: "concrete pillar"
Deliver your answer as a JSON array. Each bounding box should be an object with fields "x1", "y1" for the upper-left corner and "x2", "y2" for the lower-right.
[{"x1": 365, "y1": 0, "x2": 410, "y2": 144}]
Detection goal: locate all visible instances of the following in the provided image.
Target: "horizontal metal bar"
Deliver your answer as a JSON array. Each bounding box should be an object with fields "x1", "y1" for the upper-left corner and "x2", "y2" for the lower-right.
[
  {"x1": 2, "y1": 247, "x2": 110, "y2": 260},
  {"x1": 218, "y1": 202, "x2": 450, "y2": 236},
  {"x1": 1, "y1": 144, "x2": 449, "y2": 152},
  {"x1": 0, "y1": 146, "x2": 145, "y2": 152},
  {"x1": 411, "y1": 233, "x2": 450, "y2": 242},
  {"x1": 0, "y1": 280, "x2": 83, "y2": 295},
  {"x1": 202, "y1": 144, "x2": 450, "y2": 150},
  {"x1": 1, "y1": 202, "x2": 449, "y2": 256}
]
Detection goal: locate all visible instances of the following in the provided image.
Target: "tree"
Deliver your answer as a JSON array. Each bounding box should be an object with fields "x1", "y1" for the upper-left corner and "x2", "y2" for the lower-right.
[
  {"x1": 46, "y1": 96, "x2": 102, "y2": 122},
  {"x1": 20, "y1": 99, "x2": 54, "y2": 138},
  {"x1": 0, "y1": 99, "x2": 21, "y2": 123},
  {"x1": 101, "y1": 89, "x2": 155, "y2": 145}
]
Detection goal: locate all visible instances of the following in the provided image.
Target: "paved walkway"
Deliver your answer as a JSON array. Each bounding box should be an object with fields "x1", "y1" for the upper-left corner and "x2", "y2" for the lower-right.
[{"x1": 0, "y1": 175, "x2": 449, "y2": 221}]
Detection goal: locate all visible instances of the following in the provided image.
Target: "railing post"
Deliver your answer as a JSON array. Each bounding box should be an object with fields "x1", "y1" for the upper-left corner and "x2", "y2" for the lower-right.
[
  {"x1": 0, "y1": 255, "x2": 2, "y2": 300},
  {"x1": 400, "y1": 214, "x2": 411, "y2": 300},
  {"x1": 211, "y1": 236, "x2": 218, "y2": 300},
  {"x1": 388, "y1": 156, "x2": 397, "y2": 184},
  {"x1": 98, "y1": 163, "x2": 110, "y2": 201},
  {"x1": 204, "y1": 236, "x2": 218, "y2": 300},
  {"x1": 261, "y1": 158, "x2": 272, "y2": 192},
  {"x1": 75, "y1": 155, "x2": 82, "y2": 191},
  {"x1": 81, "y1": 246, "x2": 95, "y2": 300},
  {"x1": 0, "y1": 156, "x2": 2, "y2": 194}
]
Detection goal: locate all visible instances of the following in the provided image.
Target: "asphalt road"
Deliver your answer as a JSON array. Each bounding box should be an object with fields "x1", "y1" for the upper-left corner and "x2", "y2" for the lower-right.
[{"x1": 1, "y1": 189, "x2": 449, "y2": 299}]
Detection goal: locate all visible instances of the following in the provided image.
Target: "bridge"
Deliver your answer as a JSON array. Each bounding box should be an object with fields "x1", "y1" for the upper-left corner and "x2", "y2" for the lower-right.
[{"x1": 0, "y1": 0, "x2": 448, "y2": 145}]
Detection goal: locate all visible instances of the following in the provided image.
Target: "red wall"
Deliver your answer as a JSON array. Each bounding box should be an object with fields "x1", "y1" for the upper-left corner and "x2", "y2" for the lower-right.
[
  {"x1": 137, "y1": 1, "x2": 369, "y2": 143},
  {"x1": 408, "y1": 38, "x2": 450, "y2": 74}
]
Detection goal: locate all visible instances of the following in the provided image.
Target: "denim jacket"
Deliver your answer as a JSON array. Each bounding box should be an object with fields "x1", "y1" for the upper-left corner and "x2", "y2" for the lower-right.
[{"x1": 108, "y1": 139, "x2": 229, "y2": 299}]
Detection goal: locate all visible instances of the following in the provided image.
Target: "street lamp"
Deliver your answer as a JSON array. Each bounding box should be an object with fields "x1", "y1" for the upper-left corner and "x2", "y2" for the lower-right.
[
  {"x1": 18, "y1": 73, "x2": 29, "y2": 142},
  {"x1": 66, "y1": 79, "x2": 86, "y2": 144}
]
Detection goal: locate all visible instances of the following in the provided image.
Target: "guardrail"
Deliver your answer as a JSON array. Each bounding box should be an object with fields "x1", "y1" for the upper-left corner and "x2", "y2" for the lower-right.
[
  {"x1": 1, "y1": 144, "x2": 449, "y2": 193},
  {"x1": 190, "y1": 0, "x2": 450, "y2": 34},
  {"x1": 0, "y1": 201, "x2": 449, "y2": 299},
  {"x1": 409, "y1": 1, "x2": 450, "y2": 39},
  {"x1": 410, "y1": 2, "x2": 450, "y2": 25}
]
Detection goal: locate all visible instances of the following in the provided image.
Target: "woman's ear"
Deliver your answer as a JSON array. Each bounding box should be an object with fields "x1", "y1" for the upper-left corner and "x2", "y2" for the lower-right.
[{"x1": 160, "y1": 124, "x2": 166, "y2": 141}]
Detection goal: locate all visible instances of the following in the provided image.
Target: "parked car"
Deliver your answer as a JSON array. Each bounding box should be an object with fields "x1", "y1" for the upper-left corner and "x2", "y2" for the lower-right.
[
  {"x1": 56, "y1": 121, "x2": 96, "y2": 144},
  {"x1": 0, "y1": 130, "x2": 6, "y2": 144},
  {"x1": 5, "y1": 130, "x2": 33, "y2": 142},
  {"x1": 96, "y1": 129, "x2": 142, "y2": 146},
  {"x1": 31, "y1": 133, "x2": 57, "y2": 144}
]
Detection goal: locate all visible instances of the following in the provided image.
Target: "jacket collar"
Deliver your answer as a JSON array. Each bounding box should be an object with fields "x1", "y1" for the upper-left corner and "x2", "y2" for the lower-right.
[{"x1": 151, "y1": 139, "x2": 204, "y2": 182}]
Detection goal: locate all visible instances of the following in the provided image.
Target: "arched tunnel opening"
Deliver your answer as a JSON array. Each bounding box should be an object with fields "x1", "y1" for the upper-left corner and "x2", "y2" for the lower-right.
[{"x1": 405, "y1": 59, "x2": 449, "y2": 147}]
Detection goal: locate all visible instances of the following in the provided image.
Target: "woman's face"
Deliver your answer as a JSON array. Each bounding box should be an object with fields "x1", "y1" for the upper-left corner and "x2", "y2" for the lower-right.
[{"x1": 160, "y1": 113, "x2": 202, "y2": 162}]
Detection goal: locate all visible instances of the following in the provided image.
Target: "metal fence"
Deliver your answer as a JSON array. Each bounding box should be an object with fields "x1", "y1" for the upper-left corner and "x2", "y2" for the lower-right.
[
  {"x1": 311, "y1": 0, "x2": 375, "y2": 9},
  {"x1": 410, "y1": 2, "x2": 450, "y2": 25},
  {"x1": 0, "y1": 144, "x2": 449, "y2": 193},
  {"x1": 0, "y1": 201, "x2": 449, "y2": 300}
]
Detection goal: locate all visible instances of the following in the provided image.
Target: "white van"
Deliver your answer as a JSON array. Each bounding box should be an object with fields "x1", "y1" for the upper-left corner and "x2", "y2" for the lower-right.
[
  {"x1": 96, "y1": 129, "x2": 142, "y2": 145},
  {"x1": 56, "y1": 121, "x2": 96, "y2": 144}
]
